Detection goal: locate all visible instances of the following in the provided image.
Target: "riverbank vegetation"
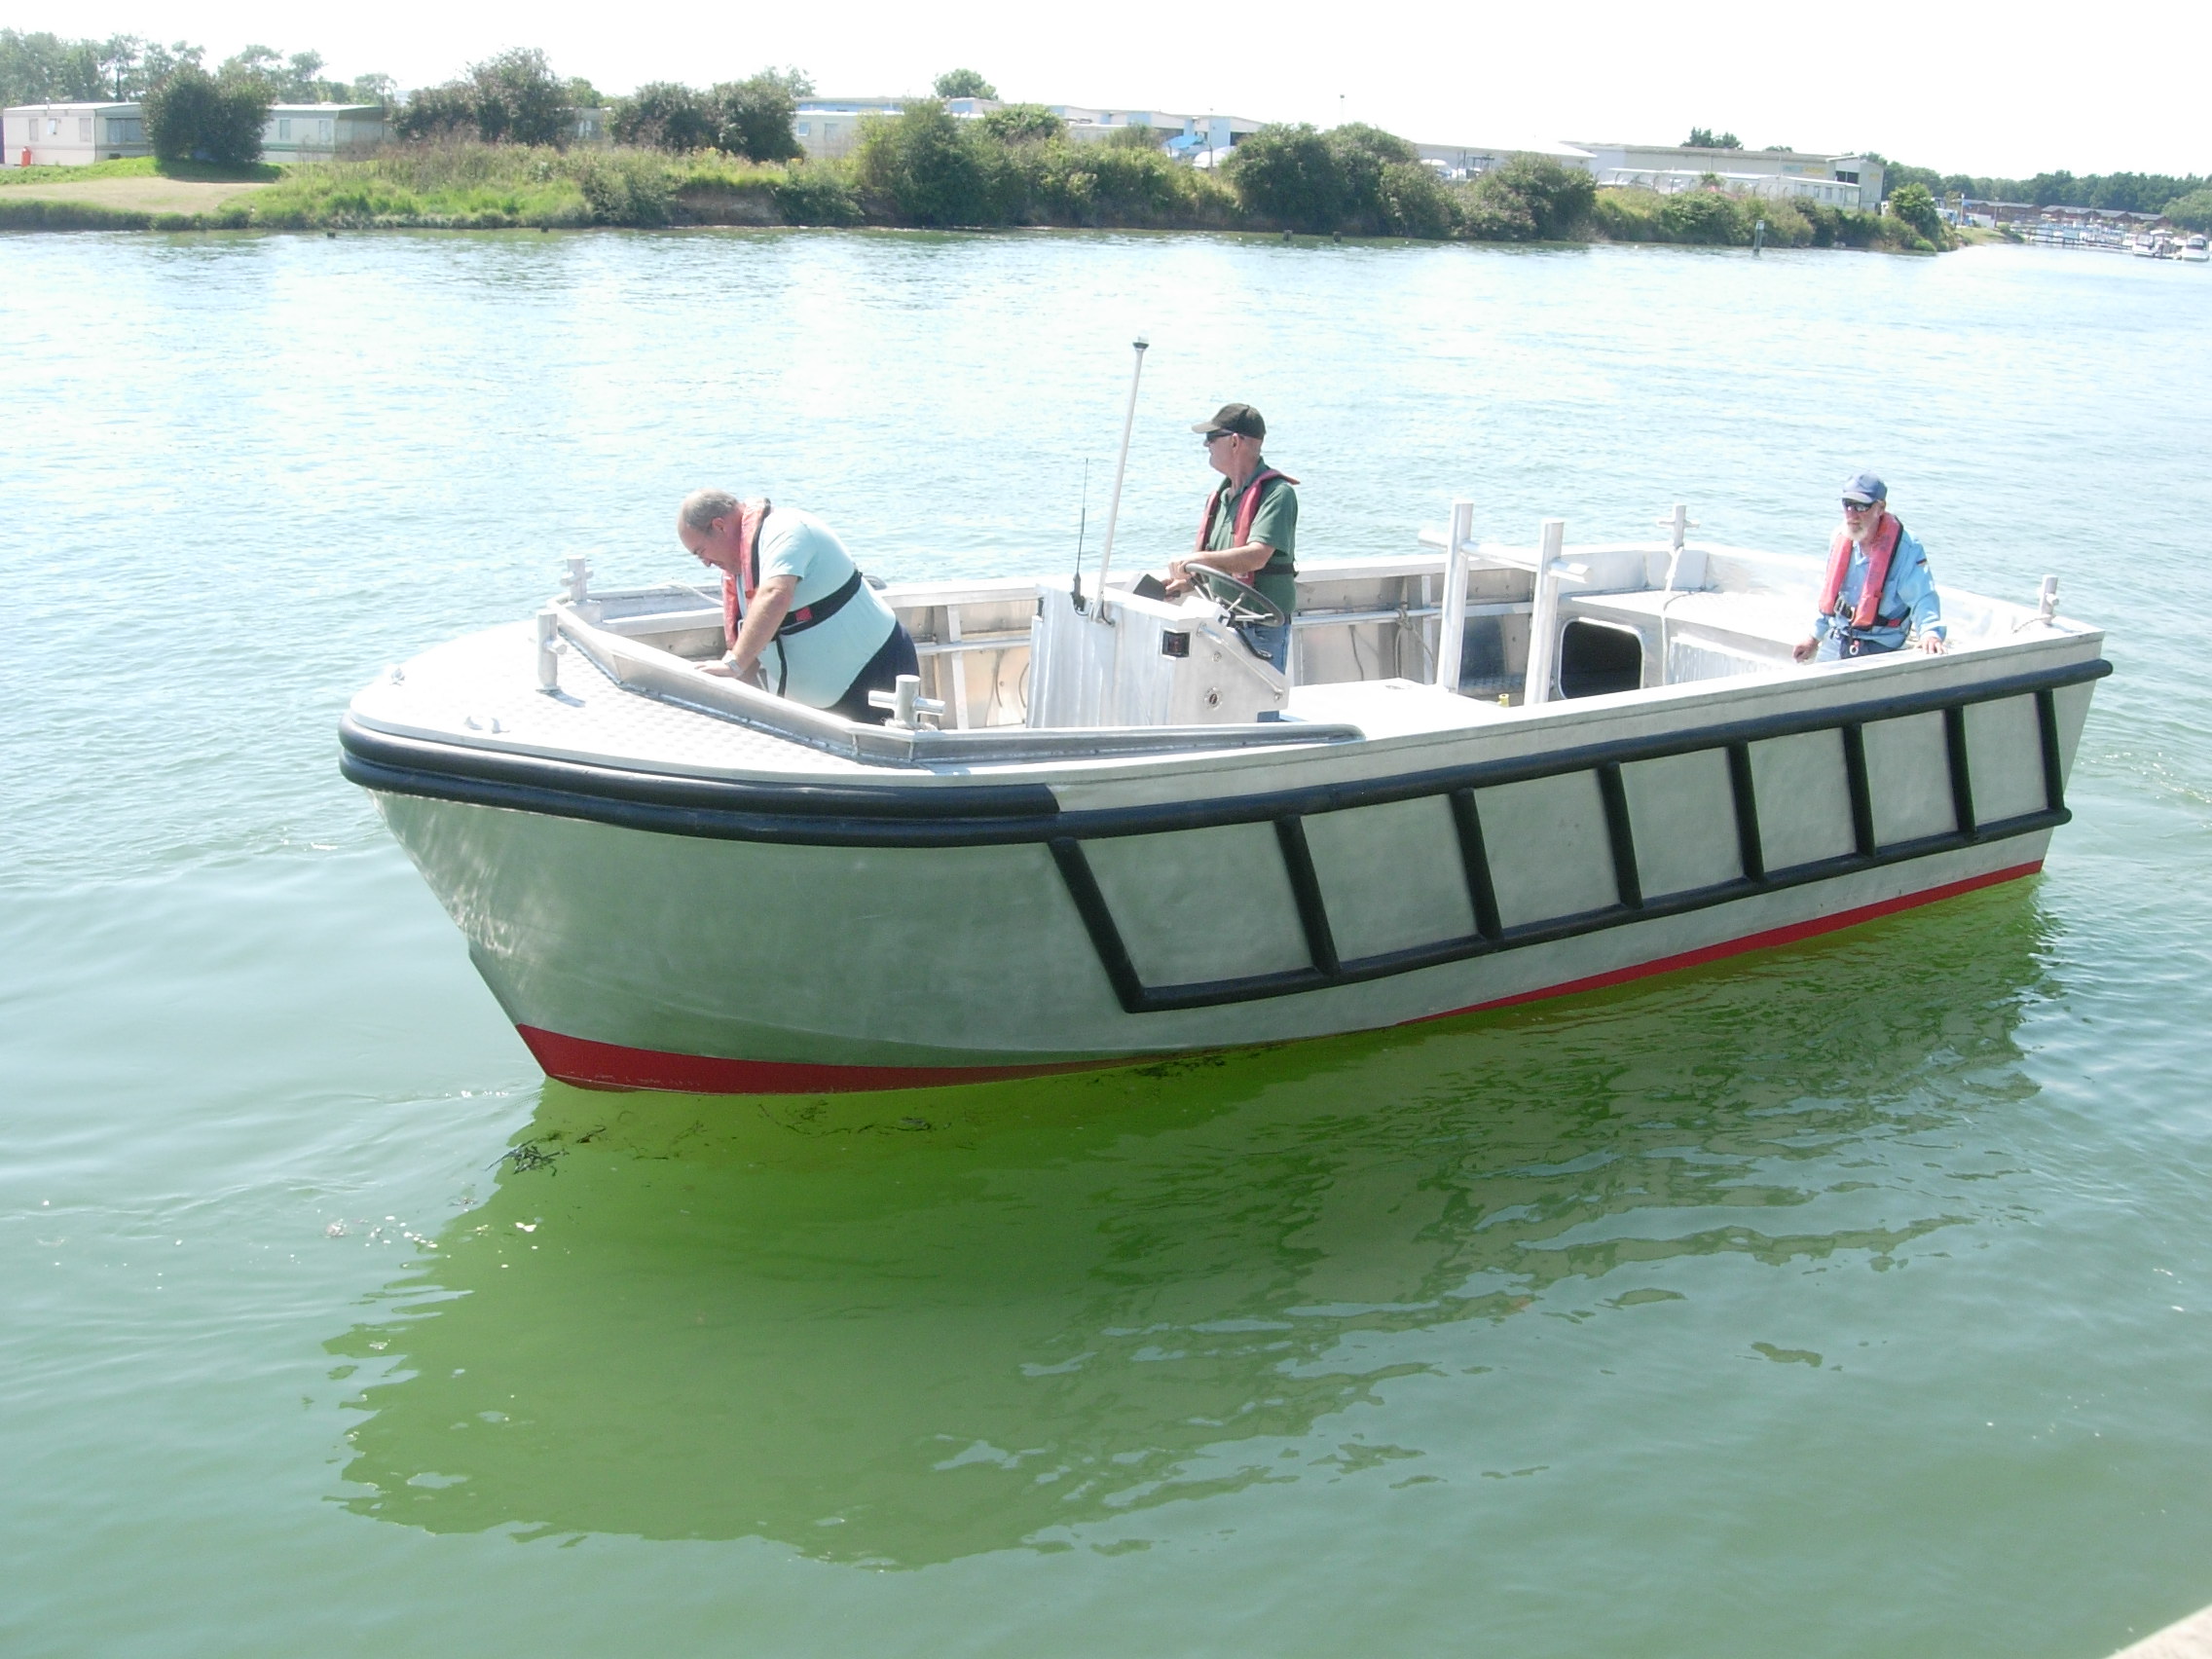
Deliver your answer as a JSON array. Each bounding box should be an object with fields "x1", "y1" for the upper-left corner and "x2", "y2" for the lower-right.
[{"x1": 1, "y1": 121, "x2": 1943, "y2": 252}]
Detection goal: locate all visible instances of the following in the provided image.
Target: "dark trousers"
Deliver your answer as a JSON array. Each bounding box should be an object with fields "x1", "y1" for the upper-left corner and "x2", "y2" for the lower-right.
[{"x1": 825, "y1": 624, "x2": 921, "y2": 723}]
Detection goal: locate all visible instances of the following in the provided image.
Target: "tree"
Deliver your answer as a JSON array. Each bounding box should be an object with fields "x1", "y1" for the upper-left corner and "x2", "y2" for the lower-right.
[
  {"x1": 855, "y1": 98, "x2": 1002, "y2": 225},
  {"x1": 219, "y1": 44, "x2": 284, "y2": 86},
  {"x1": 1887, "y1": 181, "x2": 1942, "y2": 240},
  {"x1": 0, "y1": 29, "x2": 106, "y2": 103},
  {"x1": 98, "y1": 34, "x2": 141, "y2": 97},
  {"x1": 980, "y1": 103, "x2": 1063, "y2": 143},
  {"x1": 932, "y1": 67, "x2": 996, "y2": 99},
  {"x1": 394, "y1": 85, "x2": 480, "y2": 141},
  {"x1": 1323, "y1": 123, "x2": 1415, "y2": 231},
  {"x1": 138, "y1": 40, "x2": 205, "y2": 93},
  {"x1": 1469, "y1": 153, "x2": 1596, "y2": 240},
  {"x1": 397, "y1": 48, "x2": 572, "y2": 146},
  {"x1": 713, "y1": 71, "x2": 802, "y2": 163},
  {"x1": 1227, "y1": 123, "x2": 1346, "y2": 232},
  {"x1": 467, "y1": 48, "x2": 570, "y2": 145},
  {"x1": 1683, "y1": 127, "x2": 1741, "y2": 149},
  {"x1": 143, "y1": 63, "x2": 269, "y2": 165},
  {"x1": 612, "y1": 82, "x2": 717, "y2": 150},
  {"x1": 2165, "y1": 189, "x2": 2212, "y2": 233},
  {"x1": 347, "y1": 73, "x2": 397, "y2": 110}
]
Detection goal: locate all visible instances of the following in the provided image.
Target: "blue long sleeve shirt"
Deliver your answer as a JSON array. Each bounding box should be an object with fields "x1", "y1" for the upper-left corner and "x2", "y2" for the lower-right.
[{"x1": 1810, "y1": 521, "x2": 1944, "y2": 649}]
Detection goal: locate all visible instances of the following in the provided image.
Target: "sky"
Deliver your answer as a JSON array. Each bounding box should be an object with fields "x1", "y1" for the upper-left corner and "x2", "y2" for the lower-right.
[{"x1": 28, "y1": 0, "x2": 2211, "y2": 179}]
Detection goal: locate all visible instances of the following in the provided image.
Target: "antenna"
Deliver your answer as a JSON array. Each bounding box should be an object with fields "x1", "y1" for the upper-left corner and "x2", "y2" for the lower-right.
[{"x1": 1073, "y1": 458, "x2": 1090, "y2": 611}]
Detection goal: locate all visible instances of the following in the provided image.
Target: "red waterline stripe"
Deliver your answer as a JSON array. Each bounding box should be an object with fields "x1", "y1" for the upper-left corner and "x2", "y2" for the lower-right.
[
  {"x1": 1429, "y1": 858, "x2": 2044, "y2": 1020},
  {"x1": 517, "y1": 859, "x2": 2044, "y2": 1095},
  {"x1": 515, "y1": 1026, "x2": 1109, "y2": 1096}
]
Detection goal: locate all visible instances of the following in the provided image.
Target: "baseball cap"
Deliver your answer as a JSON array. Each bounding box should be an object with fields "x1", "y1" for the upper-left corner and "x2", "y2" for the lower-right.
[
  {"x1": 1841, "y1": 471, "x2": 1888, "y2": 505},
  {"x1": 1192, "y1": 402, "x2": 1266, "y2": 439}
]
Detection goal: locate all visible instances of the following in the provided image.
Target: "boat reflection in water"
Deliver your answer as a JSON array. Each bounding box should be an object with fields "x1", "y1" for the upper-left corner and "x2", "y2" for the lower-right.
[{"x1": 329, "y1": 887, "x2": 2054, "y2": 1567}]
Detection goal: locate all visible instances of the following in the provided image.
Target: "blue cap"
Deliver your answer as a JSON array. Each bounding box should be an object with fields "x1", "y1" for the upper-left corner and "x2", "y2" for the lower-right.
[{"x1": 1841, "y1": 471, "x2": 1888, "y2": 504}]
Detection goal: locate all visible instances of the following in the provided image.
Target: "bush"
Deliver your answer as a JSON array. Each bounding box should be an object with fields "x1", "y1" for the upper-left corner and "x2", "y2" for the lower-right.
[
  {"x1": 854, "y1": 99, "x2": 1004, "y2": 226},
  {"x1": 611, "y1": 82, "x2": 716, "y2": 151},
  {"x1": 769, "y1": 161, "x2": 862, "y2": 225},
  {"x1": 1660, "y1": 188, "x2": 1745, "y2": 244},
  {"x1": 1326, "y1": 123, "x2": 1416, "y2": 234},
  {"x1": 1226, "y1": 124, "x2": 1345, "y2": 232},
  {"x1": 1469, "y1": 154, "x2": 1596, "y2": 240},
  {"x1": 569, "y1": 150, "x2": 673, "y2": 224},
  {"x1": 1376, "y1": 161, "x2": 1456, "y2": 240},
  {"x1": 609, "y1": 73, "x2": 799, "y2": 163},
  {"x1": 713, "y1": 74, "x2": 802, "y2": 164},
  {"x1": 143, "y1": 66, "x2": 269, "y2": 166},
  {"x1": 979, "y1": 103, "x2": 1064, "y2": 144},
  {"x1": 397, "y1": 48, "x2": 570, "y2": 147},
  {"x1": 1887, "y1": 181, "x2": 1942, "y2": 241}
]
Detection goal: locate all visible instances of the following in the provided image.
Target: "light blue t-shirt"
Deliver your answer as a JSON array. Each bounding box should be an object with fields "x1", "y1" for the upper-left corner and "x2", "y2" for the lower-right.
[{"x1": 742, "y1": 508, "x2": 897, "y2": 708}]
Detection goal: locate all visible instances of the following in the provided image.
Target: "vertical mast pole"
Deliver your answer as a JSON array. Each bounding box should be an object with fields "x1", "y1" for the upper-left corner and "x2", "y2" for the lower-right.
[
  {"x1": 1435, "y1": 498, "x2": 1473, "y2": 693},
  {"x1": 1091, "y1": 337, "x2": 1149, "y2": 604},
  {"x1": 1524, "y1": 518, "x2": 1567, "y2": 707}
]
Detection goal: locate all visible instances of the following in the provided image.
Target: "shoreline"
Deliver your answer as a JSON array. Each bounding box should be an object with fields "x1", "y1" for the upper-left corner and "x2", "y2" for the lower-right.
[
  {"x1": 0, "y1": 149, "x2": 1946, "y2": 251},
  {"x1": 0, "y1": 198, "x2": 1951, "y2": 254}
]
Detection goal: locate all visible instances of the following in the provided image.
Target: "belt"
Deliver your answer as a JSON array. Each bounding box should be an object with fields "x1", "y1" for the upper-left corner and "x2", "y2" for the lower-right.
[{"x1": 776, "y1": 569, "x2": 866, "y2": 638}]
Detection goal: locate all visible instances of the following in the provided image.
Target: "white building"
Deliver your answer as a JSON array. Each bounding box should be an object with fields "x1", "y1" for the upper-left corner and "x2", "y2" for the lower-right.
[
  {"x1": 260, "y1": 104, "x2": 385, "y2": 164},
  {"x1": 1409, "y1": 137, "x2": 1595, "y2": 181},
  {"x1": 791, "y1": 94, "x2": 1261, "y2": 164},
  {"x1": 1577, "y1": 143, "x2": 1884, "y2": 209},
  {"x1": 3, "y1": 102, "x2": 151, "y2": 166},
  {"x1": 793, "y1": 97, "x2": 915, "y2": 160},
  {"x1": 1047, "y1": 105, "x2": 1263, "y2": 161},
  {"x1": 5, "y1": 99, "x2": 387, "y2": 168}
]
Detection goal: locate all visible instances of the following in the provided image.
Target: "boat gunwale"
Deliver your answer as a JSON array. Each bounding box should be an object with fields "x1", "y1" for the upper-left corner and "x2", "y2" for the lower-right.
[{"x1": 340, "y1": 653, "x2": 2112, "y2": 850}]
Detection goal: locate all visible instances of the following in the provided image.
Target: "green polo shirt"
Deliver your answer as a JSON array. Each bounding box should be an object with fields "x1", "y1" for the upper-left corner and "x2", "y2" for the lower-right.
[{"x1": 1200, "y1": 461, "x2": 1298, "y2": 618}]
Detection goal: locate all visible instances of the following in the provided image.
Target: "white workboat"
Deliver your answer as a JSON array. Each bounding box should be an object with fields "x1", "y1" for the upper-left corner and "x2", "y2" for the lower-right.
[{"x1": 342, "y1": 507, "x2": 2108, "y2": 1094}]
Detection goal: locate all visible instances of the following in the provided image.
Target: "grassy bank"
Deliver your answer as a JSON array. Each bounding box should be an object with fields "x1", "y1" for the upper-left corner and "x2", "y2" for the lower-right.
[
  {"x1": 3, "y1": 138, "x2": 1950, "y2": 252},
  {"x1": 0, "y1": 155, "x2": 280, "y2": 186},
  {"x1": 1591, "y1": 187, "x2": 1940, "y2": 252}
]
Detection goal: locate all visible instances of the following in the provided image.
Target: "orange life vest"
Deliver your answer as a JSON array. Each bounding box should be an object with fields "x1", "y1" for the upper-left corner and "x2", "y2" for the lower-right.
[
  {"x1": 1818, "y1": 511, "x2": 1906, "y2": 630},
  {"x1": 1195, "y1": 468, "x2": 1299, "y2": 586},
  {"x1": 719, "y1": 498, "x2": 774, "y2": 648}
]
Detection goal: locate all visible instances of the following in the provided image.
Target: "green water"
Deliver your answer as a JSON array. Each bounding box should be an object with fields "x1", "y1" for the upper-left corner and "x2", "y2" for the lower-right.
[{"x1": 4, "y1": 231, "x2": 2209, "y2": 1656}]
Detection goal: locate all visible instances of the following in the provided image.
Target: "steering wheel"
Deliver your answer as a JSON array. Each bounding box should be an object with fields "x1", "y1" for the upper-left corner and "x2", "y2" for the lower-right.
[{"x1": 1192, "y1": 566, "x2": 1287, "y2": 629}]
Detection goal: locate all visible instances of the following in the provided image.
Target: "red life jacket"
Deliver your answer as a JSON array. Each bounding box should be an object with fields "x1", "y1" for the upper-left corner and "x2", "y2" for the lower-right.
[
  {"x1": 1195, "y1": 468, "x2": 1299, "y2": 585},
  {"x1": 1818, "y1": 510, "x2": 1905, "y2": 630},
  {"x1": 720, "y1": 498, "x2": 773, "y2": 648}
]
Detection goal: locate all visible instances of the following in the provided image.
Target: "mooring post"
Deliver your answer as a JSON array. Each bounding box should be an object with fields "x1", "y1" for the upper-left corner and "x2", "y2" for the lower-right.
[
  {"x1": 1523, "y1": 518, "x2": 1567, "y2": 707},
  {"x1": 1435, "y1": 498, "x2": 1474, "y2": 693},
  {"x1": 535, "y1": 608, "x2": 564, "y2": 693}
]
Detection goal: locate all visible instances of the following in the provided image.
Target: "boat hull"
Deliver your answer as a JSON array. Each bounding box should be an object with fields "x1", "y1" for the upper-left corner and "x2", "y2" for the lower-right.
[{"x1": 350, "y1": 643, "x2": 2105, "y2": 1094}]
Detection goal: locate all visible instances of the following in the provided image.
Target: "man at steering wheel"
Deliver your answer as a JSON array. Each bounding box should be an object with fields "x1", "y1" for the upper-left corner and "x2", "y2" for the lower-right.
[{"x1": 1165, "y1": 402, "x2": 1299, "y2": 674}]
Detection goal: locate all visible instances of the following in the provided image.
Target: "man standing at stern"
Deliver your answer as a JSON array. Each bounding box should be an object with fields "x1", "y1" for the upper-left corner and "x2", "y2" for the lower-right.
[
  {"x1": 1793, "y1": 472, "x2": 1947, "y2": 662},
  {"x1": 678, "y1": 489, "x2": 919, "y2": 722},
  {"x1": 1166, "y1": 402, "x2": 1299, "y2": 673}
]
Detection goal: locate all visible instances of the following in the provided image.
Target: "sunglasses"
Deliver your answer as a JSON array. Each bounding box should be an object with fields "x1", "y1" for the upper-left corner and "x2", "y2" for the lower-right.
[
  {"x1": 1203, "y1": 429, "x2": 1236, "y2": 444},
  {"x1": 1842, "y1": 498, "x2": 1881, "y2": 511}
]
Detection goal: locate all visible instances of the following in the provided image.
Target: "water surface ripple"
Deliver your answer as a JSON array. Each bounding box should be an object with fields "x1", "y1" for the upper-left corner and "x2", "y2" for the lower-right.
[{"x1": 3, "y1": 231, "x2": 2209, "y2": 1659}]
